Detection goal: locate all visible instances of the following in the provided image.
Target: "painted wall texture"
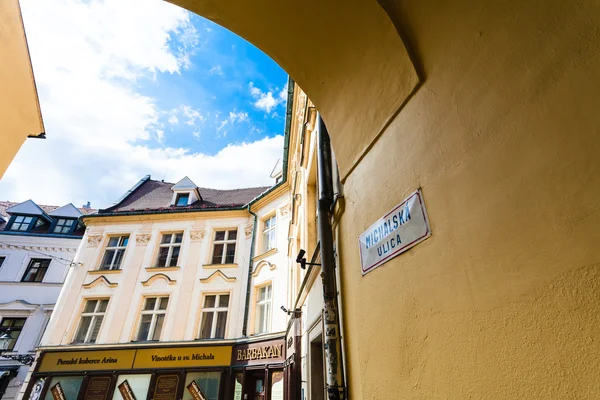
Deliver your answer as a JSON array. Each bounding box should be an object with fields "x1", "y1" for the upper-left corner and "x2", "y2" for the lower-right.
[
  {"x1": 337, "y1": 0, "x2": 600, "y2": 398},
  {"x1": 0, "y1": 0, "x2": 44, "y2": 178}
]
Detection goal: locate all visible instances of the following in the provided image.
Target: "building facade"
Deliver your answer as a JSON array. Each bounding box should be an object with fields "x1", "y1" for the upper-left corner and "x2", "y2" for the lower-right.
[
  {"x1": 23, "y1": 174, "x2": 293, "y2": 400},
  {"x1": 0, "y1": 200, "x2": 92, "y2": 400}
]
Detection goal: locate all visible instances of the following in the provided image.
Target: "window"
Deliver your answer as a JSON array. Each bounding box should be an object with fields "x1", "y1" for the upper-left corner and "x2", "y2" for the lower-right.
[
  {"x1": 175, "y1": 193, "x2": 189, "y2": 206},
  {"x1": 156, "y1": 232, "x2": 183, "y2": 267},
  {"x1": 254, "y1": 284, "x2": 272, "y2": 334},
  {"x1": 211, "y1": 230, "x2": 237, "y2": 264},
  {"x1": 136, "y1": 296, "x2": 169, "y2": 341},
  {"x1": 0, "y1": 257, "x2": 5, "y2": 268},
  {"x1": 73, "y1": 299, "x2": 108, "y2": 343},
  {"x1": 199, "y1": 294, "x2": 229, "y2": 339},
  {"x1": 53, "y1": 218, "x2": 75, "y2": 234},
  {"x1": 262, "y1": 215, "x2": 277, "y2": 252},
  {"x1": 183, "y1": 372, "x2": 221, "y2": 400},
  {"x1": 0, "y1": 318, "x2": 26, "y2": 350},
  {"x1": 9, "y1": 215, "x2": 34, "y2": 231},
  {"x1": 99, "y1": 235, "x2": 129, "y2": 270},
  {"x1": 22, "y1": 258, "x2": 50, "y2": 282}
]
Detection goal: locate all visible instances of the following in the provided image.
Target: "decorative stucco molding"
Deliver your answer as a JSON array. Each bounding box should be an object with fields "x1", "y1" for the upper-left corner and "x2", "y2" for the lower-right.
[
  {"x1": 82, "y1": 276, "x2": 118, "y2": 289},
  {"x1": 136, "y1": 233, "x2": 152, "y2": 245},
  {"x1": 200, "y1": 270, "x2": 236, "y2": 284},
  {"x1": 252, "y1": 260, "x2": 277, "y2": 277},
  {"x1": 245, "y1": 224, "x2": 254, "y2": 238},
  {"x1": 190, "y1": 229, "x2": 205, "y2": 241},
  {"x1": 141, "y1": 273, "x2": 177, "y2": 287},
  {"x1": 87, "y1": 235, "x2": 102, "y2": 247},
  {"x1": 279, "y1": 203, "x2": 291, "y2": 218}
]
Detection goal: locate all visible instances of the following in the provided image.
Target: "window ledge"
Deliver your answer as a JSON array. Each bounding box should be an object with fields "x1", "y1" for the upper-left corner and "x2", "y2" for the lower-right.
[
  {"x1": 145, "y1": 266, "x2": 180, "y2": 272},
  {"x1": 202, "y1": 263, "x2": 237, "y2": 269},
  {"x1": 253, "y1": 248, "x2": 277, "y2": 261},
  {"x1": 89, "y1": 269, "x2": 122, "y2": 275}
]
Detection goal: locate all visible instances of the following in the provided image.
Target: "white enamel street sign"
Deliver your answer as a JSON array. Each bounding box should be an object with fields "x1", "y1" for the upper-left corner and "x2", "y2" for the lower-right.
[{"x1": 358, "y1": 189, "x2": 431, "y2": 275}]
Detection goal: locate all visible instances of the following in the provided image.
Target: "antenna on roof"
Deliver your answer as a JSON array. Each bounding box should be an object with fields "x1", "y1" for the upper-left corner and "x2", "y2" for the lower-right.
[{"x1": 162, "y1": 168, "x2": 168, "y2": 182}]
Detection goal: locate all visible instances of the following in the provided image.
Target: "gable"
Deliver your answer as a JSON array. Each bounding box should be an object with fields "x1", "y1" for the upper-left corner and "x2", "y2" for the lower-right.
[
  {"x1": 6, "y1": 200, "x2": 47, "y2": 217},
  {"x1": 48, "y1": 203, "x2": 82, "y2": 218}
]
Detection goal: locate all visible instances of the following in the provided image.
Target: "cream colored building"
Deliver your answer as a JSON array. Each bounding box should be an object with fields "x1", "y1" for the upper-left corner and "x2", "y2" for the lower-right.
[{"x1": 23, "y1": 174, "x2": 292, "y2": 400}]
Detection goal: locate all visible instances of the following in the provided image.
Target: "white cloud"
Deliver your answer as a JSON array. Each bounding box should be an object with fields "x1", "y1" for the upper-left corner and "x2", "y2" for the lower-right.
[
  {"x1": 208, "y1": 65, "x2": 223, "y2": 76},
  {"x1": 229, "y1": 111, "x2": 249, "y2": 124},
  {"x1": 180, "y1": 105, "x2": 205, "y2": 126},
  {"x1": 249, "y1": 82, "x2": 285, "y2": 113},
  {"x1": 0, "y1": 0, "x2": 282, "y2": 208}
]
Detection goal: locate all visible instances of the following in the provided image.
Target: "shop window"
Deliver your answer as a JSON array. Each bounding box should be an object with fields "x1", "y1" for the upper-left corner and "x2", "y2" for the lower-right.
[
  {"x1": 43, "y1": 376, "x2": 84, "y2": 400},
  {"x1": 183, "y1": 372, "x2": 221, "y2": 400},
  {"x1": 112, "y1": 374, "x2": 151, "y2": 400},
  {"x1": 156, "y1": 232, "x2": 183, "y2": 267},
  {"x1": 211, "y1": 230, "x2": 237, "y2": 264},
  {"x1": 73, "y1": 299, "x2": 109, "y2": 343},
  {"x1": 0, "y1": 317, "x2": 26, "y2": 350},
  {"x1": 262, "y1": 215, "x2": 277, "y2": 253},
  {"x1": 254, "y1": 284, "x2": 272, "y2": 334},
  {"x1": 271, "y1": 371, "x2": 284, "y2": 400},
  {"x1": 9, "y1": 215, "x2": 34, "y2": 231},
  {"x1": 136, "y1": 296, "x2": 169, "y2": 341},
  {"x1": 53, "y1": 218, "x2": 76, "y2": 234},
  {"x1": 21, "y1": 258, "x2": 50, "y2": 282},
  {"x1": 199, "y1": 294, "x2": 229, "y2": 339},
  {"x1": 99, "y1": 235, "x2": 129, "y2": 270}
]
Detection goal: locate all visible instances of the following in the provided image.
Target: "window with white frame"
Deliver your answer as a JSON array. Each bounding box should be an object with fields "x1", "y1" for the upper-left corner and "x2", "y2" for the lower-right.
[
  {"x1": 262, "y1": 215, "x2": 277, "y2": 252},
  {"x1": 53, "y1": 218, "x2": 76, "y2": 234},
  {"x1": 136, "y1": 296, "x2": 169, "y2": 341},
  {"x1": 73, "y1": 299, "x2": 108, "y2": 343},
  {"x1": 0, "y1": 317, "x2": 27, "y2": 350},
  {"x1": 156, "y1": 232, "x2": 183, "y2": 267},
  {"x1": 0, "y1": 257, "x2": 5, "y2": 269},
  {"x1": 254, "y1": 284, "x2": 272, "y2": 334},
  {"x1": 199, "y1": 294, "x2": 229, "y2": 339},
  {"x1": 21, "y1": 258, "x2": 50, "y2": 282},
  {"x1": 211, "y1": 230, "x2": 237, "y2": 264},
  {"x1": 99, "y1": 235, "x2": 129, "y2": 270}
]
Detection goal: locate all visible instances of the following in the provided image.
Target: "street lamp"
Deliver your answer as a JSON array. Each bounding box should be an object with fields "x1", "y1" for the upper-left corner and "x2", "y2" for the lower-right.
[{"x1": 0, "y1": 331, "x2": 35, "y2": 366}]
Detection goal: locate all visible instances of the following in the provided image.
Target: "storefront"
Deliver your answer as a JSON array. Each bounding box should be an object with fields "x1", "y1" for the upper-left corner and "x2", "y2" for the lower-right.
[{"x1": 24, "y1": 338, "x2": 290, "y2": 400}]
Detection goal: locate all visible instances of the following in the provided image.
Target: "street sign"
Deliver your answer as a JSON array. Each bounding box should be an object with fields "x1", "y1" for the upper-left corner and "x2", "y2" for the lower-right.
[{"x1": 358, "y1": 189, "x2": 431, "y2": 275}]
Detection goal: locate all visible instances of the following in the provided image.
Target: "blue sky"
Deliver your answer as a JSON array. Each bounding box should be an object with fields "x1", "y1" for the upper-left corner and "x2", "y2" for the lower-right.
[
  {"x1": 145, "y1": 14, "x2": 288, "y2": 155},
  {"x1": 0, "y1": 0, "x2": 288, "y2": 209}
]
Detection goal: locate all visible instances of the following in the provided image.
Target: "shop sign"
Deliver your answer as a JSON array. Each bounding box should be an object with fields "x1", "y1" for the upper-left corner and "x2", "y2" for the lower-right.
[
  {"x1": 358, "y1": 189, "x2": 431, "y2": 275},
  {"x1": 152, "y1": 375, "x2": 179, "y2": 400},
  {"x1": 38, "y1": 350, "x2": 136, "y2": 373},
  {"x1": 118, "y1": 380, "x2": 136, "y2": 400},
  {"x1": 134, "y1": 346, "x2": 231, "y2": 369},
  {"x1": 83, "y1": 377, "x2": 112, "y2": 400},
  {"x1": 232, "y1": 339, "x2": 285, "y2": 366},
  {"x1": 186, "y1": 381, "x2": 208, "y2": 400}
]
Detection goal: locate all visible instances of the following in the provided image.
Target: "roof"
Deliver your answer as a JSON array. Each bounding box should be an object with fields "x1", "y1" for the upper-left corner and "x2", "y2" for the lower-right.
[
  {"x1": 99, "y1": 179, "x2": 271, "y2": 215},
  {"x1": 0, "y1": 200, "x2": 96, "y2": 233},
  {"x1": 48, "y1": 203, "x2": 82, "y2": 218}
]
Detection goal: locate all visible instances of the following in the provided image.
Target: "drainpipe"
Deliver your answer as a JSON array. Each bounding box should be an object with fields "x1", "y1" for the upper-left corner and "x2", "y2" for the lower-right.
[
  {"x1": 242, "y1": 205, "x2": 258, "y2": 337},
  {"x1": 317, "y1": 116, "x2": 346, "y2": 400}
]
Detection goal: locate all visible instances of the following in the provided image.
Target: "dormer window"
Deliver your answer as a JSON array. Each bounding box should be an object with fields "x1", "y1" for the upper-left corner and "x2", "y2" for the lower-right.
[
  {"x1": 175, "y1": 193, "x2": 189, "y2": 206},
  {"x1": 53, "y1": 218, "x2": 76, "y2": 234},
  {"x1": 9, "y1": 216, "x2": 34, "y2": 231}
]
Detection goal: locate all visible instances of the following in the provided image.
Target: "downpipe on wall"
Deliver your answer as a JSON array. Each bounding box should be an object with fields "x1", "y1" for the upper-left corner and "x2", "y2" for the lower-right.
[{"x1": 317, "y1": 116, "x2": 346, "y2": 400}]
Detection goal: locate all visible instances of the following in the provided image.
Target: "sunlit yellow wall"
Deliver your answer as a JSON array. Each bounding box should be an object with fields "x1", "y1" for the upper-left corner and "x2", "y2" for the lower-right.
[
  {"x1": 337, "y1": 0, "x2": 600, "y2": 398},
  {"x1": 0, "y1": 0, "x2": 44, "y2": 178}
]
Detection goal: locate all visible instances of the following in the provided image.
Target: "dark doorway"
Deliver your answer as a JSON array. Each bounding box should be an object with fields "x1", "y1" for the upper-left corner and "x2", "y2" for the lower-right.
[
  {"x1": 244, "y1": 370, "x2": 266, "y2": 400},
  {"x1": 310, "y1": 336, "x2": 325, "y2": 400}
]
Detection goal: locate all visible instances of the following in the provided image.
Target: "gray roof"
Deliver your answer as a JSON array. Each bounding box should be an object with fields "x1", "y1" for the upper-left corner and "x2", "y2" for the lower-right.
[{"x1": 100, "y1": 179, "x2": 271, "y2": 214}]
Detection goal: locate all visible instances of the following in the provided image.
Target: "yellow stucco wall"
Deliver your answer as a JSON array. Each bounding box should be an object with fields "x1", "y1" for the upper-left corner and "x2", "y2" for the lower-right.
[
  {"x1": 338, "y1": 0, "x2": 600, "y2": 398},
  {"x1": 0, "y1": 0, "x2": 44, "y2": 178}
]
